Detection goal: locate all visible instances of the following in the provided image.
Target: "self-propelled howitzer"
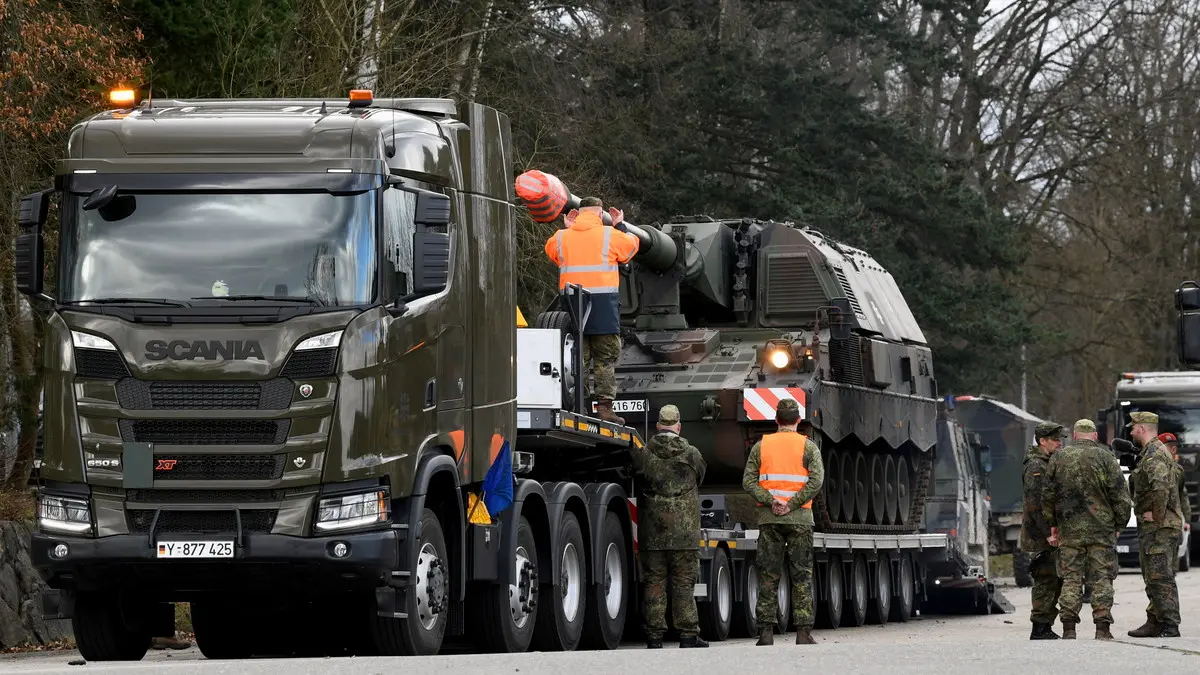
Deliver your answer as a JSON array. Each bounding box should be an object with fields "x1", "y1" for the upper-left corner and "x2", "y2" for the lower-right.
[{"x1": 517, "y1": 172, "x2": 939, "y2": 535}]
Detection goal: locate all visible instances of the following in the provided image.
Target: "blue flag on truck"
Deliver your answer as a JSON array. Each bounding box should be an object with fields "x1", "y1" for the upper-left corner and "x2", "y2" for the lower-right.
[{"x1": 481, "y1": 438, "x2": 514, "y2": 517}]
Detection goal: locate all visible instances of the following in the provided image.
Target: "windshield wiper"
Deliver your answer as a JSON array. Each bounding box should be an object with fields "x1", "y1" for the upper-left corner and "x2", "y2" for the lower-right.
[
  {"x1": 62, "y1": 297, "x2": 191, "y2": 307},
  {"x1": 192, "y1": 295, "x2": 324, "y2": 306}
]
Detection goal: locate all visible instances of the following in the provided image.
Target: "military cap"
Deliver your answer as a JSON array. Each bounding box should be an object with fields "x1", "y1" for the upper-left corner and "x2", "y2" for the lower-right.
[
  {"x1": 657, "y1": 404, "x2": 680, "y2": 426},
  {"x1": 1126, "y1": 411, "x2": 1159, "y2": 427},
  {"x1": 776, "y1": 398, "x2": 801, "y2": 415},
  {"x1": 1034, "y1": 421, "x2": 1064, "y2": 439},
  {"x1": 1072, "y1": 418, "x2": 1096, "y2": 433},
  {"x1": 1159, "y1": 432, "x2": 1177, "y2": 444}
]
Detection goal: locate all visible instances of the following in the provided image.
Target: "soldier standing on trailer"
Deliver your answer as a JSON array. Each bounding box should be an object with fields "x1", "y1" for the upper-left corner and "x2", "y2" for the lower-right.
[
  {"x1": 630, "y1": 404, "x2": 709, "y2": 649},
  {"x1": 1021, "y1": 421, "x2": 1066, "y2": 639},
  {"x1": 742, "y1": 397, "x2": 824, "y2": 646}
]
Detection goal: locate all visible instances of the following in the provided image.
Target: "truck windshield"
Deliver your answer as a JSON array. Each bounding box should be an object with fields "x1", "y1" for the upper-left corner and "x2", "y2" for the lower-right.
[
  {"x1": 1124, "y1": 405, "x2": 1200, "y2": 445},
  {"x1": 57, "y1": 189, "x2": 377, "y2": 306}
]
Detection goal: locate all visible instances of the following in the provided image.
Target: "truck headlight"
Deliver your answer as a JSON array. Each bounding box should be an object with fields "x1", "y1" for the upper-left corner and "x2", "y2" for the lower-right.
[
  {"x1": 314, "y1": 489, "x2": 389, "y2": 532},
  {"x1": 71, "y1": 330, "x2": 117, "y2": 351},
  {"x1": 296, "y1": 330, "x2": 342, "y2": 351},
  {"x1": 38, "y1": 494, "x2": 93, "y2": 535}
]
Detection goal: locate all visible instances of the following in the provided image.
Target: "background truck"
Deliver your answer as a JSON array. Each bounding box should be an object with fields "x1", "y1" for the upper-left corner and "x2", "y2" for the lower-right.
[
  {"x1": 1096, "y1": 371, "x2": 1200, "y2": 564},
  {"x1": 18, "y1": 89, "x2": 1004, "y2": 662}
]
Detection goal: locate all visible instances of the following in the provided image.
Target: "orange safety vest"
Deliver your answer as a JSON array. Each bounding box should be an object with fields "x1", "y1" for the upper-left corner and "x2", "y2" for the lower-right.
[
  {"x1": 546, "y1": 209, "x2": 638, "y2": 293},
  {"x1": 758, "y1": 432, "x2": 812, "y2": 509}
]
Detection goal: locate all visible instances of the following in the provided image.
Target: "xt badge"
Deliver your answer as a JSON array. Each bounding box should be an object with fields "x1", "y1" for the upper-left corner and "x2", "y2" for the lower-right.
[{"x1": 299, "y1": 384, "x2": 313, "y2": 398}]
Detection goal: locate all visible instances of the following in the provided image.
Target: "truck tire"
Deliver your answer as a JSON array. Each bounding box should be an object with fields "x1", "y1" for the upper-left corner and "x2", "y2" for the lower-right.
[
  {"x1": 532, "y1": 511, "x2": 587, "y2": 651},
  {"x1": 535, "y1": 311, "x2": 578, "y2": 410},
  {"x1": 471, "y1": 514, "x2": 540, "y2": 652},
  {"x1": 847, "y1": 553, "x2": 869, "y2": 627},
  {"x1": 816, "y1": 555, "x2": 844, "y2": 629},
  {"x1": 1012, "y1": 550, "x2": 1033, "y2": 588},
  {"x1": 699, "y1": 546, "x2": 732, "y2": 641},
  {"x1": 191, "y1": 598, "x2": 251, "y2": 659},
  {"x1": 71, "y1": 593, "x2": 151, "y2": 661},
  {"x1": 731, "y1": 561, "x2": 758, "y2": 638},
  {"x1": 867, "y1": 554, "x2": 892, "y2": 625},
  {"x1": 580, "y1": 511, "x2": 629, "y2": 650},
  {"x1": 371, "y1": 508, "x2": 449, "y2": 656},
  {"x1": 888, "y1": 552, "x2": 914, "y2": 622}
]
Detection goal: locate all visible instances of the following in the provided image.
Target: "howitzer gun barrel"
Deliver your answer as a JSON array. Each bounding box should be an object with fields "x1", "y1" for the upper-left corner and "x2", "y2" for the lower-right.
[{"x1": 515, "y1": 169, "x2": 678, "y2": 272}]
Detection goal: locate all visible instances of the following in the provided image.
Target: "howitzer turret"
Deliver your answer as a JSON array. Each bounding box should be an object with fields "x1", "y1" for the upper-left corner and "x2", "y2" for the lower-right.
[{"x1": 517, "y1": 170, "x2": 939, "y2": 535}]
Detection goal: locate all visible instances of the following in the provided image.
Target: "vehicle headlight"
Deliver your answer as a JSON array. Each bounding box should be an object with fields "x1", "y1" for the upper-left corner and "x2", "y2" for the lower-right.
[
  {"x1": 71, "y1": 331, "x2": 117, "y2": 351},
  {"x1": 296, "y1": 330, "x2": 342, "y2": 351},
  {"x1": 38, "y1": 494, "x2": 93, "y2": 535},
  {"x1": 314, "y1": 489, "x2": 389, "y2": 532}
]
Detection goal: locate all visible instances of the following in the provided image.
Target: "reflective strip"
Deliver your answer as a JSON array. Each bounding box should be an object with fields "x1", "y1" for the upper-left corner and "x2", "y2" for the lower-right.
[
  {"x1": 768, "y1": 489, "x2": 797, "y2": 498},
  {"x1": 560, "y1": 264, "x2": 618, "y2": 273},
  {"x1": 759, "y1": 473, "x2": 809, "y2": 482}
]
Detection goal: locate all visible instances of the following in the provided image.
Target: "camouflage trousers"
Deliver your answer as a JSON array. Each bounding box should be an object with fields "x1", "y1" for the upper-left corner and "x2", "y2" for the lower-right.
[
  {"x1": 640, "y1": 549, "x2": 701, "y2": 639},
  {"x1": 581, "y1": 333, "x2": 621, "y2": 401},
  {"x1": 1056, "y1": 544, "x2": 1117, "y2": 625},
  {"x1": 1139, "y1": 528, "x2": 1181, "y2": 627},
  {"x1": 755, "y1": 524, "x2": 814, "y2": 630},
  {"x1": 1028, "y1": 549, "x2": 1063, "y2": 625}
]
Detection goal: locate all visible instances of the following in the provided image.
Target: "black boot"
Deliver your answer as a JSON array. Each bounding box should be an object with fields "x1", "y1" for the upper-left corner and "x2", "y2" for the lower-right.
[
  {"x1": 679, "y1": 635, "x2": 709, "y2": 648},
  {"x1": 1030, "y1": 622, "x2": 1060, "y2": 640},
  {"x1": 756, "y1": 627, "x2": 774, "y2": 646},
  {"x1": 646, "y1": 637, "x2": 663, "y2": 649},
  {"x1": 1158, "y1": 624, "x2": 1181, "y2": 638}
]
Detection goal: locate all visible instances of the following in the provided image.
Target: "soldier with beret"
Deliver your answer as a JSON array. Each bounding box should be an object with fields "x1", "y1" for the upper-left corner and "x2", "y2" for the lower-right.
[
  {"x1": 1043, "y1": 418, "x2": 1132, "y2": 640},
  {"x1": 630, "y1": 404, "x2": 708, "y2": 648},
  {"x1": 1127, "y1": 411, "x2": 1184, "y2": 638},
  {"x1": 1020, "y1": 420, "x2": 1066, "y2": 639}
]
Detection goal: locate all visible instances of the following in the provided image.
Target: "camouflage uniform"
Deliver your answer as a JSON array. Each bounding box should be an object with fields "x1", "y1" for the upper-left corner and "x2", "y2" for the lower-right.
[
  {"x1": 1043, "y1": 420, "x2": 1132, "y2": 634},
  {"x1": 630, "y1": 405, "x2": 707, "y2": 646},
  {"x1": 581, "y1": 333, "x2": 621, "y2": 401},
  {"x1": 1127, "y1": 413, "x2": 1183, "y2": 636},
  {"x1": 1020, "y1": 421, "x2": 1064, "y2": 636},
  {"x1": 741, "y1": 399, "x2": 824, "y2": 641}
]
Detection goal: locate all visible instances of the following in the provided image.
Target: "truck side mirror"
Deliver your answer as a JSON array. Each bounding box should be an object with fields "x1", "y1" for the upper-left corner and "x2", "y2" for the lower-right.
[
  {"x1": 412, "y1": 231, "x2": 449, "y2": 294},
  {"x1": 15, "y1": 190, "x2": 52, "y2": 297},
  {"x1": 828, "y1": 297, "x2": 853, "y2": 340},
  {"x1": 977, "y1": 446, "x2": 992, "y2": 473},
  {"x1": 1177, "y1": 281, "x2": 1200, "y2": 369}
]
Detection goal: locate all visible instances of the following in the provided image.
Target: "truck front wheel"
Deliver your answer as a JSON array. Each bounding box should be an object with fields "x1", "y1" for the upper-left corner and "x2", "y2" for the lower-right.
[
  {"x1": 71, "y1": 592, "x2": 151, "y2": 661},
  {"x1": 371, "y1": 507, "x2": 449, "y2": 656}
]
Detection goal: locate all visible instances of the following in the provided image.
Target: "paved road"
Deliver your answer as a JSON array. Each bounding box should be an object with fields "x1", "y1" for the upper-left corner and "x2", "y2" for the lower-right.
[{"x1": 7, "y1": 568, "x2": 1200, "y2": 674}]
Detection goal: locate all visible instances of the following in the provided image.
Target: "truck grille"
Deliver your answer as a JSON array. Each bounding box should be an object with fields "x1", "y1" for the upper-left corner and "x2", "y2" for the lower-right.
[
  {"x1": 115, "y1": 379, "x2": 294, "y2": 410},
  {"x1": 128, "y1": 509, "x2": 278, "y2": 534},
  {"x1": 280, "y1": 348, "x2": 337, "y2": 379},
  {"x1": 151, "y1": 454, "x2": 285, "y2": 481},
  {"x1": 75, "y1": 348, "x2": 131, "y2": 379},
  {"x1": 119, "y1": 419, "x2": 289, "y2": 445},
  {"x1": 126, "y1": 489, "x2": 284, "y2": 503}
]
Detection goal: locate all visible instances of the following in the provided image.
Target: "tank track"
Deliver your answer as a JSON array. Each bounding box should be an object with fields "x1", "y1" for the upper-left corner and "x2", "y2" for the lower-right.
[{"x1": 813, "y1": 449, "x2": 934, "y2": 535}]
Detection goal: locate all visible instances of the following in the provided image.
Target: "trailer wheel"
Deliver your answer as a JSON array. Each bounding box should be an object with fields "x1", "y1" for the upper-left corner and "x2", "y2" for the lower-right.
[
  {"x1": 889, "y1": 552, "x2": 914, "y2": 622},
  {"x1": 71, "y1": 592, "x2": 151, "y2": 662},
  {"x1": 775, "y1": 560, "x2": 792, "y2": 633},
  {"x1": 731, "y1": 561, "x2": 758, "y2": 637},
  {"x1": 533, "y1": 511, "x2": 587, "y2": 651},
  {"x1": 816, "y1": 555, "x2": 843, "y2": 629},
  {"x1": 1012, "y1": 550, "x2": 1033, "y2": 588},
  {"x1": 370, "y1": 508, "x2": 449, "y2": 655},
  {"x1": 847, "y1": 553, "x2": 868, "y2": 627},
  {"x1": 472, "y1": 515, "x2": 540, "y2": 653},
  {"x1": 580, "y1": 511, "x2": 628, "y2": 649},
  {"x1": 867, "y1": 555, "x2": 892, "y2": 625},
  {"x1": 535, "y1": 311, "x2": 579, "y2": 410},
  {"x1": 699, "y1": 546, "x2": 732, "y2": 641}
]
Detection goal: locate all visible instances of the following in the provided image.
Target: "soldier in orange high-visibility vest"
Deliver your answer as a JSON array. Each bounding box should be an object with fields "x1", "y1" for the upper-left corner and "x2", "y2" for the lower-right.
[
  {"x1": 741, "y1": 397, "x2": 824, "y2": 646},
  {"x1": 543, "y1": 196, "x2": 639, "y2": 424}
]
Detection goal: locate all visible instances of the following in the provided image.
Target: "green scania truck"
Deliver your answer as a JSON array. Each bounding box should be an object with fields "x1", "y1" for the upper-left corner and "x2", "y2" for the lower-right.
[{"x1": 17, "y1": 88, "x2": 1001, "y2": 662}]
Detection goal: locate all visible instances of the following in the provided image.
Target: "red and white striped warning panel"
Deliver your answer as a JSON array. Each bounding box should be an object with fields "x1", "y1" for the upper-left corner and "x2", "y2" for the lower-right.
[
  {"x1": 627, "y1": 498, "x2": 638, "y2": 552},
  {"x1": 742, "y1": 387, "x2": 807, "y2": 421}
]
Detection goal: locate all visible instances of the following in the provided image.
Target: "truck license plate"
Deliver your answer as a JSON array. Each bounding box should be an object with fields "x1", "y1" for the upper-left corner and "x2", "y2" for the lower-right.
[
  {"x1": 591, "y1": 399, "x2": 647, "y2": 414},
  {"x1": 1117, "y1": 545, "x2": 1129, "y2": 553},
  {"x1": 156, "y1": 541, "x2": 234, "y2": 559}
]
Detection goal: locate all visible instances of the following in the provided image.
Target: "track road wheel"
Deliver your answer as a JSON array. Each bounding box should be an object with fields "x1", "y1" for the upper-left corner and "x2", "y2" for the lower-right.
[
  {"x1": 847, "y1": 553, "x2": 868, "y2": 627},
  {"x1": 71, "y1": 593, "x2": 151, "y2": 661},
  {"x1": 816, "y1": 555, "x2": 843, "y2": 629},
  {"x1": 825, "y1": 450, "x2": 843, "y2": 522},
  {"x1": 852, "y1": 452, "x2": 869, "y2": 524},
  {"x1": 472, "y1": 515, "x2": 540, "y2": 653},
  {"x1": 700, "y1": 546, "x2": 732, "y2": 641},
  {"x1": 884, "y1": 454, "x2": 898, "y2": 525},
  {"x1": 895, "y1": 455, "x2": 911, "y2": 526},
  {"x1": 533, "y1": 512, "x2": 587, "y2": 651},
  {"x1": 580, "y1": 511, "x2": 629, "y2": 649},
  {"x1": 889, "y1": 552, "x2": 915, "y2": 622},
  {"x1": 731, "y1": 561, "x2": 758, "y2": 638},
  {"x1": 869, "y1": 454, "x2": 886, "y2": 525},
  {"x1": 837, "y1": 453, "x2": 853, "y2": 525},
  {"x1": 867, "y1": 555, "x2": 892, "y2": 625},
  {"x1": 371, "y1": 508, "x2": 449, "y2": 656}
]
